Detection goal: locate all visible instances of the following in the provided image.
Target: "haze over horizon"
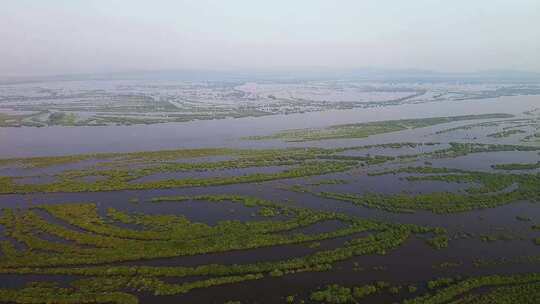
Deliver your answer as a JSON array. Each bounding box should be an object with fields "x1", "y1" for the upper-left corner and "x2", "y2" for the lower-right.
[{"x1": 2, "y1": 0, "x2": 540, "y2": 77}]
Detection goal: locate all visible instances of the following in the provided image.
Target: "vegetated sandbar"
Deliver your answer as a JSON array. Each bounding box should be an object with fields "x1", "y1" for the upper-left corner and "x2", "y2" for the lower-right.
[{"x1": 244, "y1": 113, "x2": 514, "y2": 142}]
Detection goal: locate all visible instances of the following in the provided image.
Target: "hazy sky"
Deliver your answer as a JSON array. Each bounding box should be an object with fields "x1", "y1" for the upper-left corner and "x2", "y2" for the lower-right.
[{"x1": 2, "y1": 0, "x2": 539, "y2": 76}]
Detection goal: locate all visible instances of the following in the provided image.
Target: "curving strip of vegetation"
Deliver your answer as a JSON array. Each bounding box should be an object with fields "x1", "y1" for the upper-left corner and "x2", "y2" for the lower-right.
[
  {"x1": 319, "y1": 166, "x2": 539, "y2": 213},
  {"x1": 244, "y1": 114, "x2": 514, "y2": 142},
  {"x1": 403, "y1": 273, "x2": 540, "y2": 304},
  {"x1": 0, "y1": 195, "x2": 446, "y2": 302}
]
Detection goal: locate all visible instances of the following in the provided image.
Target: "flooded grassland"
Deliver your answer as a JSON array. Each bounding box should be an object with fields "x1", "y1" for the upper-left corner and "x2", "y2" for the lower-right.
[{"x1": 0, "y1": 87, "x2": 539, "y2": 303}]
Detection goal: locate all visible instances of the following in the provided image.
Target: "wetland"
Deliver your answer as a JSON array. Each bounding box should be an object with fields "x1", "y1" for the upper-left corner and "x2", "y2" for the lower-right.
[{"x1": 0, "y1": 77, "x2": 539, "y2": 303}]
